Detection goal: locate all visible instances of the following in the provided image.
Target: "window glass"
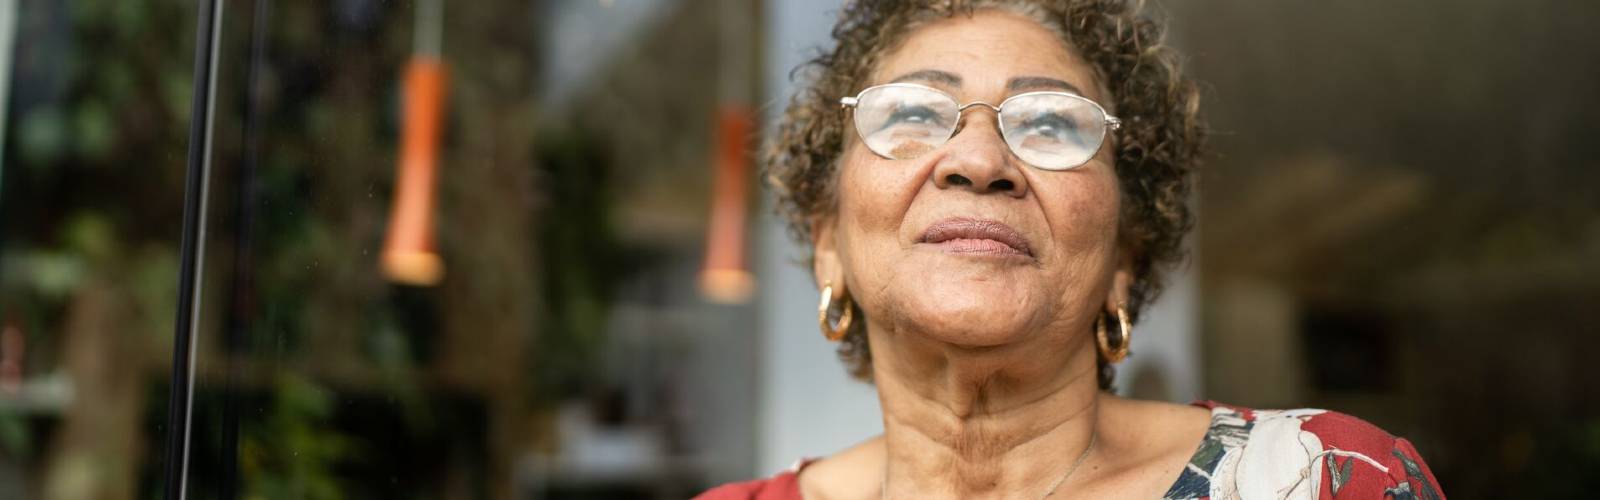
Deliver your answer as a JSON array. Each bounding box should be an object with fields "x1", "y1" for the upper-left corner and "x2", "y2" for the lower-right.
[
  {"x1": 1180, "y1": 0, "x2": 1600, "y2": 495},
  {"x1": 0, "y1": 1, "x2": 196, "y2": 498},
  {"x1": 181, "y1": 1, "x2": 760, "y2": 498}
]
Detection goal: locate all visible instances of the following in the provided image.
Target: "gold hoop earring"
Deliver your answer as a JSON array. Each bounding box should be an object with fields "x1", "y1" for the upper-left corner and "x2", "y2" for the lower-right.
[
  {"x1": 1096, "y1": 306, "x2": 1132, "y2": 363},
  {"x1": 818, "y1": 280, "x2": 853, "y2": 342}
]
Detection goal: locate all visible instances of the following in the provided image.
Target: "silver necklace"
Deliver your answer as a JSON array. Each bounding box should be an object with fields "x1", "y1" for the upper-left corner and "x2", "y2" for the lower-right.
[{"x1": 880, "y1": 433, "x2": 1098, "y2": 499}]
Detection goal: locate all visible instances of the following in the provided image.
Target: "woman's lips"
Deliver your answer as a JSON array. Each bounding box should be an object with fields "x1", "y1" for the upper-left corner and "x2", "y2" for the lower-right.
[{"x1": 918, "y1": 217, "x2": 1033, "y2": 257}]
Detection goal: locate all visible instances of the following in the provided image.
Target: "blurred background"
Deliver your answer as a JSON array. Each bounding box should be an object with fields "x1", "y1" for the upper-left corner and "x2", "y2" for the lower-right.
[{"x1": 0, "y1": 0, "x2": 1595, "y2": 499}]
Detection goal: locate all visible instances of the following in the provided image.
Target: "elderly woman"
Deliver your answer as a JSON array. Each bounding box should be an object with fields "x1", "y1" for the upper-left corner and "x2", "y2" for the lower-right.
[{"x1": 703, "y1": 1, "x2": 1445, "y2": 499}]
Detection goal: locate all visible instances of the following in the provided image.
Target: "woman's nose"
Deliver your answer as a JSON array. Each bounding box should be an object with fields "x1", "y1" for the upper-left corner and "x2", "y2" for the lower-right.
[{"x1": 931, "y1": 112, "x2": 1029, "y2": 198}]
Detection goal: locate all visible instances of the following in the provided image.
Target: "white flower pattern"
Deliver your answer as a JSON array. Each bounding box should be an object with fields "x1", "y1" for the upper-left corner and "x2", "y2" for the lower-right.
[
  {"x1": 1224, "y1": 409, "x2": 1325, "y2": 500},
  {"x1": 1161, "y1": 405, "x2": 1428, "y2": 500}
]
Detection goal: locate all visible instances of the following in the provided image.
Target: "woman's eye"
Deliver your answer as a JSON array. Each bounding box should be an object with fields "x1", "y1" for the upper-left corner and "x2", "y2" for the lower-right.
[
  {"x1": 1018, "y1": 113, "x2": 1081, "y2": 142},
  {"x1": 883, "y1": 105, "x2": 946, "y2": 128}
]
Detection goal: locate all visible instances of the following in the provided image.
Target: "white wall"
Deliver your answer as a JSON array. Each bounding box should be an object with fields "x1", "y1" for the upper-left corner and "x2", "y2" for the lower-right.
[
  {"x1": 1118, "y1": 264, "x2": 1202, "y2": 403},
  {"x1": 757, "y1": 0, "x2": 884, "y2": 476}
]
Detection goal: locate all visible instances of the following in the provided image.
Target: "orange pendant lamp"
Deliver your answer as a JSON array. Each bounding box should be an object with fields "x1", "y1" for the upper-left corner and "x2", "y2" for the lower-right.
[
  {"x1": 381, "y1": 0, "x2": 447, "y2": 286},
  {"x1": 699, "y1": 105, "x2": 755, "y2": 303}
]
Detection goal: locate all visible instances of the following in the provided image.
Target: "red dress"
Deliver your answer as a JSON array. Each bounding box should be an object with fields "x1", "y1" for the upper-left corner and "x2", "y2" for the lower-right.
[{"x1": 696, "y1": 401, "x2": 1445, "y2": 499}]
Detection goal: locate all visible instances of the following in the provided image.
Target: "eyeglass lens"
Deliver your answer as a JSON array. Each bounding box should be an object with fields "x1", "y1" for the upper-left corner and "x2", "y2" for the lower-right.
[{"x1": 851, "y1": 85, "x2": 1109, "y2": 170}]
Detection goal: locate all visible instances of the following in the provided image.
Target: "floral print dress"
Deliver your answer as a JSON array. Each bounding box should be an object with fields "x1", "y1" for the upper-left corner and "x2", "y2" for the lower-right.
[
  {"x1": 697, "y1": 400, "x2": 1445, "y2": 500},
  {"x1": 1163, "y1": 401, "x2": 1444, "y2": 500}
]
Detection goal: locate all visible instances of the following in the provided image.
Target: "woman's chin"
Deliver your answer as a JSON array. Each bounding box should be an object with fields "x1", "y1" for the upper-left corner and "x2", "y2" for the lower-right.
[
  {"x1": 890, "y1": 281, "x2": 1044, "y2": 348},
  {"x1": 910, "y1": 323, "x2": 1032, "y2": 348}
]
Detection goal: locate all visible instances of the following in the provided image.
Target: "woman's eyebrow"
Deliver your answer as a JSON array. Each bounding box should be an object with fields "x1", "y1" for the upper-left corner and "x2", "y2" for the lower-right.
[
  {"x1": 888, "y1": 69, "x2": 962, "y2": 86},
  {"x1": 1007, "y1": 76, "x2": 1082, "y2": 94},
  {"x1": 885, "y1": 71, "x2": 1082, "y2": 95}
]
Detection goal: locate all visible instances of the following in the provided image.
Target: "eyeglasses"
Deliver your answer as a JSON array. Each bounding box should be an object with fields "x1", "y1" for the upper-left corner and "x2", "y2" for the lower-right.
[{"x1": 840, "y1": 83, "x2": 1120, "y2": 171}]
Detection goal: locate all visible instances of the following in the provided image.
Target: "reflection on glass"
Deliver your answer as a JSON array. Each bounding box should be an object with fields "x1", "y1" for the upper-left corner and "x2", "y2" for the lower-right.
[
  {"x1": 0, "y1": 1, "x2": 196, "y2": 498},
  {"x1": 0, "y1": 0, "x2": 1593, "y2": 498},
  {"x1": 183, "y1": 1, "x2": 761, "y2": 499}
]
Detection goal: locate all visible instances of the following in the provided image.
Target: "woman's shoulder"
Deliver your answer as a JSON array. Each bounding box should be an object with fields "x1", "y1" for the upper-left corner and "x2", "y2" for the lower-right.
[
  {"x1": 1190, "y1": 400, "x2": 1405, "y2": 447},
  {"x1": 695, "y1": 437, "x2": 881, "y2": 500},
  {"x1": 692, "y1": 464, "x2": 804, "y2": 500},
  {"x1": 1167, "y1": 400, "x2": 1446, "y2": 500}
]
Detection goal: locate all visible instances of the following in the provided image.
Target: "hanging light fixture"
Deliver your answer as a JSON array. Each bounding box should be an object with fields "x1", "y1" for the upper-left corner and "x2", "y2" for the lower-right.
[
  {"x1": 381, "y1": 0, "x2": 447, "y2": 286},
  {"x1": 699, "y1": 106, "x2": 755, "y2": 303},
  {"x1": 698, "y1": 0, "x2": 757, "y2": 304}
]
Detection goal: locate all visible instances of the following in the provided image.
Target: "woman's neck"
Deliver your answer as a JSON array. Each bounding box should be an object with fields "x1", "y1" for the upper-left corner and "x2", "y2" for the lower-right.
[{"x1": 869, "y1": 321, "x2": 1104, "y2": 499}]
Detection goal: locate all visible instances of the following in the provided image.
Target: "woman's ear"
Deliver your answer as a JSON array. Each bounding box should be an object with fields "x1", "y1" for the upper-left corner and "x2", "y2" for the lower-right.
[
  {"x1": 1105, "y1": 249, "x2": 1135, "y2": 314},
  {"x1": 811, "y1": 217, "x2": 845, "y2": 299}
]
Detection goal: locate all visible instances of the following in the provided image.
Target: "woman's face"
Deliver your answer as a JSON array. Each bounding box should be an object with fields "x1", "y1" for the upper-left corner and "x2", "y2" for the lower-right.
[{"x1": 815, "y1": 10, "x2": 1131, "y2": 349}]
